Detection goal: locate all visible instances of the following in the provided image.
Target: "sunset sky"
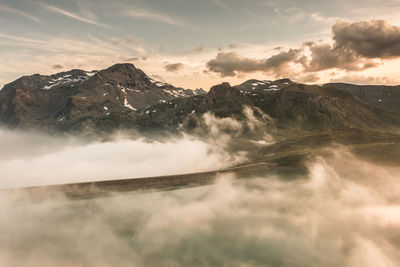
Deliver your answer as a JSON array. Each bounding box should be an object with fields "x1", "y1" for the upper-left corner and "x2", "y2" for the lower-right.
[{"x1": 1, "y1": 0, "x2": 400, "y2": 90}]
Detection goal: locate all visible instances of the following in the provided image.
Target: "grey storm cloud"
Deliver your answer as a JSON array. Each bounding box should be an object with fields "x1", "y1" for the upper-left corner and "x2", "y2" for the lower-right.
[
  {"x1": 206, "y1": 19, "x2": 400, "y2": 77},
  {"x1": 304, "y1": 19, "x2": 400, "y2": 71},
  {"x1": 206, "y1": 49, "x2": 302, "y2": 77},
  {"x1": 304, "y1": 43, "x2": 379, "y2": 72},
  {"x1": 164, "y1": 62, "x2": 184, "y2": 72},
  {"x1": 333, "y1": 20, "x2": 400, "y2": 59}
]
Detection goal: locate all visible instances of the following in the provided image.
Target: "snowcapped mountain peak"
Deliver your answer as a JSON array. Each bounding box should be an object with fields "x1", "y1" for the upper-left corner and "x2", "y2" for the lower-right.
[
  {"x1": 0, "y1": 63, "x2": 208, "y2": 128},
  {"x1": 42, "y1": 70, "x2": 98, "y2": 90}
]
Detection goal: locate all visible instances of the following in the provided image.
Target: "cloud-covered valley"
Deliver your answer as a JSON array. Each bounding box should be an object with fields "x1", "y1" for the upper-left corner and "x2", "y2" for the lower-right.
[
  {"x1": 0, "y1": 126, "x2": 245, "y2": 189},
  {"x1": 1, "y1": 150, "x2": 400, "y2": 266}
]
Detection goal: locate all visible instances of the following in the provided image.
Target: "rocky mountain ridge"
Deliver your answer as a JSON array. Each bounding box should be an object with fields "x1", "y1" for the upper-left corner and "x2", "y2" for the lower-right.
[
  {"x1": 324, "y1": 82, "x2": 400, "y2": 113},
  {"x1": 1, "y1": 63, "x2": 399, "y2": 136},
  {"x1": 0, "y1": 63, "x2": 205, "y2": 129}
]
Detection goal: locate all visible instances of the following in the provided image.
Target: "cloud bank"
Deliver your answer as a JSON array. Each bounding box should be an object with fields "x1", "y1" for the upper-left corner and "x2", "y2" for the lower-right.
[
  {"x1": 0, "y1": 127, "x2": 245, "y2": 189},
  {"x1": 333, "y1": 20, "x2": 400, "y2": 59},
  {"x1": 206, "y1": 19, "x2": 400, "y2": 83},
  {"x1": 206, "y1": 49, "x2": 302, "y2": 77},
  {"x1": 1, "y1": 150, "x2": 400, "y2": 266}
]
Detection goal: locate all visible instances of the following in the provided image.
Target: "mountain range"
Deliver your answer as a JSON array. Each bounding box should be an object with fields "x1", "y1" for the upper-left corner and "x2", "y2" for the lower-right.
[
  {"x1": 1, "y1": 63, "x2": 399, "y2": 134},
  {"x1": 1, "y1": 63, "x2": 400, "y2": 170}
]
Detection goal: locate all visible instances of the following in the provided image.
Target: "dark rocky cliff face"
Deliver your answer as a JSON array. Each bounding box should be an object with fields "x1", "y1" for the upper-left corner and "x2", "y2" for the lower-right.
[{"x1": 198, "y1": 82, "x2": 250, "y2": 117}]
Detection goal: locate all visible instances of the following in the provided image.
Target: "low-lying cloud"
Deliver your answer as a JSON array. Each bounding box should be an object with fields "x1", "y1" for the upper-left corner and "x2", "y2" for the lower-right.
[
  {"x1": 0, "y1": 106, "x2": 271, "y2": 189},
  {"x1": 1, "y1": 150, "x2": 400, "y2": 266},
  {"x1": 1, "y1": 108, "x2": 399, "y2": 266},
  {"x1": 0, "y1": 128, "x2": 245, "y2": 188}
]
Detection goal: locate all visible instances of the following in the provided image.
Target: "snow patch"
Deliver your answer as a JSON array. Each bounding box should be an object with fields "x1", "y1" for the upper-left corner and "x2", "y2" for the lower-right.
[
  {"x1": 42, "y1": 71, "x2": 96, "y2": 90},
  {"x1": 118, "y1": 85, "x2": 127, "y2": 94},
  {"x1": 263, "y1": 84, "x2": 280, "y2": 91},
  {"x1": 118, "y1": 84, "x2": 140, "y2": 93},
  {"x1": 86, "y1": 71, "x2": 97, "y2": 77},
  {"x1": 124, "y1": 98, "x2": 137, "y2": 111},
  {"x1": 164, "y1": 89, "x2": 187, "y2": 98},
  {"x1": 150, "y1": 77, "x2": 169, "y2": 87}
]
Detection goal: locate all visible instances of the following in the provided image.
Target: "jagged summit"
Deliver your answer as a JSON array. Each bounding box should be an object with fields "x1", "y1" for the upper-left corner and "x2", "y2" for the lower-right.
[
  {"x1": 0, "y1": 63, "x2": 204, "y2": 129},
  {"x1": 208, "y1": 82, "x2": 232, "y2": 93},
  {"x1": 96, "y1": 63, "x2": 146, "y2": 80},
  {"x1": 206, "y1": 82, "x2": 242, "y2": 101},
  {"x1": 200, "y1": 82, "x2": 250, "y2": 116},
  {"x1": 106, "y1": 63, "x2": 138, "y2": 71}
]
